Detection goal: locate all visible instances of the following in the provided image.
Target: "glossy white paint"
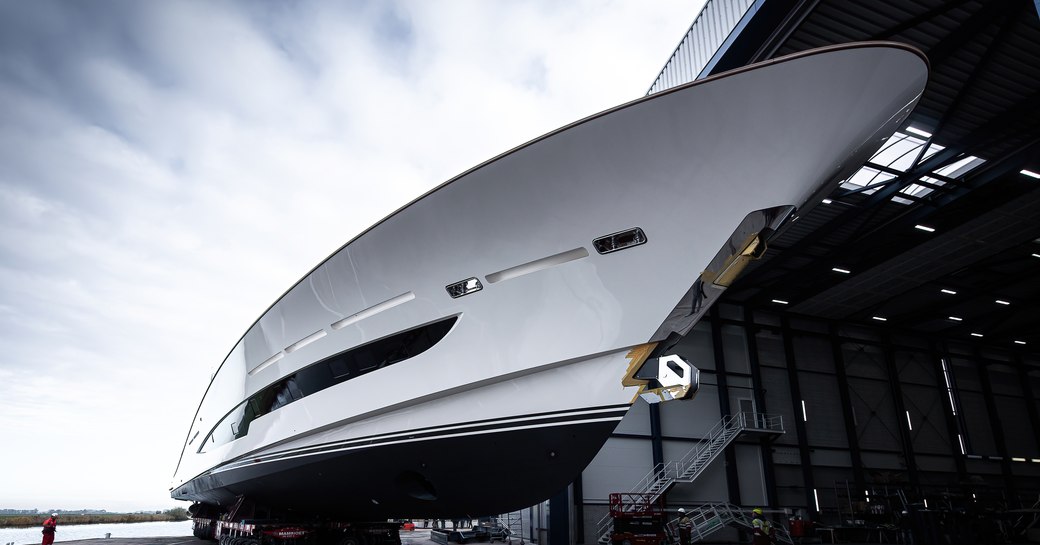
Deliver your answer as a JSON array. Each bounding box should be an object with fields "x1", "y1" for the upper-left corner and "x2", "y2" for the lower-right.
[{"x1": 173, "y1": 43, "x2": 928, "y2": 497}]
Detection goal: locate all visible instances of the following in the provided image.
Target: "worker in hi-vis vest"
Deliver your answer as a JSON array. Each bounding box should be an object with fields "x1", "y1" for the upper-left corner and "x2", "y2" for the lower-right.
[
  {"x1": 675, "y1": 508, "x2": 692, "y2": 545},
  {"x1": 751, "y1": 508, "x2": 774, "y2": 545}
]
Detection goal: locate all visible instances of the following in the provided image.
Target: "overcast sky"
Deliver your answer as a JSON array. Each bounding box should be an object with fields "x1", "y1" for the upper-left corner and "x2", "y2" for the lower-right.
[{"x1": 0, "y1": 1, "x2": 701, "y2": 512}]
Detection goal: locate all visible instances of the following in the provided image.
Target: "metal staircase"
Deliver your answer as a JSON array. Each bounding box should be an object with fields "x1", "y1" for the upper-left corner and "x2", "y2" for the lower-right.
[
  {"x1": 664, "y1": 504, "x2": 794, "y2": 545},
  {"x1": 494, "y1": 510, "x2": 524, "y2": 544},
  {"x1": 596, "y1": 412, "x2": 783, "y2": 544}
]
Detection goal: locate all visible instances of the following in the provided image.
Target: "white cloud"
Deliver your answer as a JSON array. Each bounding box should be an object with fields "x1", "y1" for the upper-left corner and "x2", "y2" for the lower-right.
[{"x1": 0, "y1": 0, "x2": 701, "y2": 510}]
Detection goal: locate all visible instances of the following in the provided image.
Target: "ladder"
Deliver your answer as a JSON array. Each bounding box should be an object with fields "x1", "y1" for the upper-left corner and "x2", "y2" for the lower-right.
[
  {"x1": 495, "y1": 510, "x2": 524, "y2": 544},
  {"x1": 595, "y1": 412, "x2": 784, "y2": 544},
  {"x1": 834, "y1": 480, "x2": 855, "y2": 524},
  {"x1": 664, "y1": 504, "x2": 794, "y2": 545}
]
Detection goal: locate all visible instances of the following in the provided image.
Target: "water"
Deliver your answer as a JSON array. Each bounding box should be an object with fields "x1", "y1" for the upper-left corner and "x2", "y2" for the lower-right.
[
  {"x1": 0, "y1": 520, "x2": 192, "y2": 545},
  {"x1": 0, "y1": 521, "x2": 437, "y2": 545}
]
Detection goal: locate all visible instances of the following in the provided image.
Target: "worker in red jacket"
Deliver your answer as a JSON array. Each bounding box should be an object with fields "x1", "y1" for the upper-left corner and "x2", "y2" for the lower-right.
[{"x1": 41, "y1": 514, "x2": 58, "y2": 545}]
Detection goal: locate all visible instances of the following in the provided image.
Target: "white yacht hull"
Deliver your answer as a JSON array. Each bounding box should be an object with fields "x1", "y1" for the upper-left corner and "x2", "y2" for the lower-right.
[{"x1": 171, "y1": 42, "x2": 928, "y2": 518}]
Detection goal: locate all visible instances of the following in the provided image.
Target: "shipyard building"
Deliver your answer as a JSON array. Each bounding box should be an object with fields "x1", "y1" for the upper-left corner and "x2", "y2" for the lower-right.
[{"x1": 523, "y1": 1, "x2": 1040, "y2": 544}]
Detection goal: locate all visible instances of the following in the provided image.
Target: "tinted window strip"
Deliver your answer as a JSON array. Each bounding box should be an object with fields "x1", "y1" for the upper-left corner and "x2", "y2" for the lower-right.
[{"x1": 200, "y1": 316, "x2": 458, "y2": 452}]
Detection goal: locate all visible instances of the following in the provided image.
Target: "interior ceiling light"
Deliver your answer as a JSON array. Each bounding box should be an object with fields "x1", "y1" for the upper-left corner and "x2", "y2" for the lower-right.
[
  {"x1": 995, "y1": 299, "x2": 1010, "y2": 305},
  {"x1": 905, "y1": 126, "x2": 932, "y2": 138},
  {"x1": 771, "y1": 299, "x2": 789, "y2": 305},
  {"x1": 872, "y1": 316, "x2": 887, "y2": 321},
  {"x1": 1015, "y1": 340, "x2": 1027, "y2": 345},
  {"x1": 832, "y1": 267, "x2": 851, "y2": 274},
  {"x1": 948, "y1": 316, "x2": 963, "y2": 321},
  {"x1": 941, "y1": 289, "x2": 957, "y2": 295},
  {"x1": 914, "y1": 224, "x2": 935, "y2": 232},
  {"x1": 971, "y1": 333, "x2": 984, "y2": 338},
  {"x1": 822, "y1": 198, "x2": 833, "y2": 204},
  {"x1": 1032, "y1": 253, "x2": 1040, "y2": 259},
  {"x1": 1020, "y1": 169, "x2": 1040, "y2": 179}
]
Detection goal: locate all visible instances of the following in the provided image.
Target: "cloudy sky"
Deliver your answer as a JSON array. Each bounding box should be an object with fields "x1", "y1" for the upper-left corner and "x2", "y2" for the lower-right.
[{"x1": 0, "y1": 1, "x2": 701, "y2": 512}]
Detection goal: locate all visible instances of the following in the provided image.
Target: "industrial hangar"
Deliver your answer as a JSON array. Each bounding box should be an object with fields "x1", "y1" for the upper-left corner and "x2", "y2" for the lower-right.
[{"x1": 545, "y1": 1, "x2": 1040, "y2": 544}]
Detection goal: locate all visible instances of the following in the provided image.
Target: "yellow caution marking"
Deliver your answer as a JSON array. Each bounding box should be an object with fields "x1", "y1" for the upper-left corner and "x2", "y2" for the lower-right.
[
  {"x1": 621, "y1": 342, "x2": 658, "y2": 403},
  {"x1": 701, "y1": 233, "x2": 766, "y2": 288}
]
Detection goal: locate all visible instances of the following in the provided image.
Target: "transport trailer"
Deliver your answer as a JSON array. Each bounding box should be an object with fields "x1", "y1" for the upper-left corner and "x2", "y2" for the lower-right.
[
  {"x1": 189, "y1": 501, "x2": 402, "y2": 545},
  {"x1": 429, "y1": 523, "x2": 510, "y2": 544}
]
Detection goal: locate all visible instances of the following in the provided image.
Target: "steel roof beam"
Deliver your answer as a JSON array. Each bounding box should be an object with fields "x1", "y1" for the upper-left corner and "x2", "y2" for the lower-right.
[
  {"x1": 850, "y1": 139, "x2": 1040, "y2": 244},
  {"x1": 868, "y1": 0, "x2": 972, "y2": 41},
  {"x1": 739, "y1": 88, "x2": 1040, "y2": 300},
  {"x1": 923, "y1": 0, "x2": 1017, "y2": 69},
  {"x1": 736, "y1": 4, "x2": 1036, "y2": 296},
  {"x1": 744, "y1": 177, "x2": 1040, "y2": 319}
]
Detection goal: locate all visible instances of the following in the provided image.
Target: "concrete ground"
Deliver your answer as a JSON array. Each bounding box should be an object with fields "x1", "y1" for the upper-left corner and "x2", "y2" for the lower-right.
[{"x1": 40, "y1": 531, "x2": 1035, "y2": 545}]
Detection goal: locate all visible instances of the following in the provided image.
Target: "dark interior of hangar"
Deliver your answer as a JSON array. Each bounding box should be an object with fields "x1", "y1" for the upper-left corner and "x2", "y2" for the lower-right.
[{"x1": 533, "y1": 2, "x2": 1040, "y2": 545}]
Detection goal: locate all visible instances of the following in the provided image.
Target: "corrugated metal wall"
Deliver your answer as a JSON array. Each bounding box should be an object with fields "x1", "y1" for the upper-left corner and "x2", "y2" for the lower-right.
[{"x1": 646, "y1": 0, "x2": 759, "y2": 94}]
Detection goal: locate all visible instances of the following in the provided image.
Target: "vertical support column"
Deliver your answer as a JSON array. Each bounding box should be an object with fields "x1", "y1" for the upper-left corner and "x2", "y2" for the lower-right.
[
  {"x1": 881, "y1": 334, "x2": 919, "y2": 489},
  {"x1": 573, "y1": 475, "x2": 585, "y2": 544},
  {"x1": 649, "y1": 403, "x2": 665, "y2": 469},
  {"x1": 780, "y1": 317, "x2": 816, "y2": 515},
  {"x1": 1014, "y1": 356, "x2": 1040, "y2": 457},
  {"x1": 549, "y1": 487, "x2": 569, "y2": 545},
  {"x1": 976, "y1": 354, "x2": 1018, "y2": 507},
  {"x1": 931, "y1": 343, "x2": 968, "y2": 482},
  {"x1": 711, "y1": 307, "x2": 742, "y2": 506},
  {"x1": 744, "y1": 307, "x2": 778, "y2": 507},
  {"x1": 648, "y1": 358, "x2": 664, "y2": 510},
  {"x1": 830, "y1": 324, "x2": 865, "y2": 493}
]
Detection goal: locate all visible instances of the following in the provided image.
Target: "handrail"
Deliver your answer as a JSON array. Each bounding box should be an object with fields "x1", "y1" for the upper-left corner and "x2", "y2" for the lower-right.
[
  {"x1": 664, "y1": 503, "x2": 793, "y2": 545},
  {"x1": 596, "y1": 413, "x2": 785, "y2": 544}
]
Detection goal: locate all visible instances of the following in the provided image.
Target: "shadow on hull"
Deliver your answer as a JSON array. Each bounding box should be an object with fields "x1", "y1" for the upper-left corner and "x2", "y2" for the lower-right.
[{"x1": 177, "y1": 419, "x2": 619, "y2": 518}]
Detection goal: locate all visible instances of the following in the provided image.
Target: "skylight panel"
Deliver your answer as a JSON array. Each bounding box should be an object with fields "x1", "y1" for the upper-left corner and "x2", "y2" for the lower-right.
[
  {"x1": 905, "y1": 126, "x2": 932, "y2": 138},
  {"x1": 870, "y1": 132, "x2": 928, "y2": 172},
  {"x1": 842, "y1": 166, "x2": 895, "y2": 190},
  {"x1": 891, "y1": 194, "x2": 916, "y2": 205},
  {"x1": 895, "y1": 177, "x2": 947, "y2": 204},
  {"x1": 934, "y1": 155, "x2": 985, "y2": 178},
  {"x1": 917, "y1": 175, "x2": 947, "y2": 187},
  {"x1": 890, "y1": 157, "x2": 983, "y2": 205}
]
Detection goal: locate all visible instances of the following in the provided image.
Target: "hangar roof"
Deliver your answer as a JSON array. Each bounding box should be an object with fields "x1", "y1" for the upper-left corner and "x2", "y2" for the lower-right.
[{"x1": 679, "y1": 0, "x2": 1040, "y2": 354}]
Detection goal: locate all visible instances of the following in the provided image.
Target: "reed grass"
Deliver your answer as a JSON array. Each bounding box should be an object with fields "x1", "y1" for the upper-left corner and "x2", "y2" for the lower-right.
[{"x1": 0, "y1": 513, "x2": 186, "y2": 528}]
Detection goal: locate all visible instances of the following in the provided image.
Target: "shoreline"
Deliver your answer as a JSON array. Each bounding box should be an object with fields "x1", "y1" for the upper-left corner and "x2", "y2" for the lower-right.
[{"x1": 0, "y1": 515, "x2": 187, "y2": 529}]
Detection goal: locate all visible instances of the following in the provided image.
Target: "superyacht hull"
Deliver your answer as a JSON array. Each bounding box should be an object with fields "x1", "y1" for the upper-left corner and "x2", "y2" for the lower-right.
[{"x1": 171, "y1": 42, "x2": 928, "y2": 518}]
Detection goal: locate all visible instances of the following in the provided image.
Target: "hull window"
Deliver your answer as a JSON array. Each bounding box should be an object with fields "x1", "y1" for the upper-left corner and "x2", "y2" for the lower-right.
[
  {"x1": 445, "y1": 277, "x2": 482, "y2": 298},
  {"x1": 199, "y1": 316, "x2": 458, "y2": 453},
  {"x1": 593, "y1": 228, "x2": 647, "y2": 254}
]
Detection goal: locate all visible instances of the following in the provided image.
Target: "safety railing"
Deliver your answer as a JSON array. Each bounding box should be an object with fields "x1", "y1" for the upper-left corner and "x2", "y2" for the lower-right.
[
  {"x1": 665, "y1": 503, "x2": 793, "y2": 545},
  {"x1": 596, "y1": 413, "x2": 783, "y2": 543}
]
